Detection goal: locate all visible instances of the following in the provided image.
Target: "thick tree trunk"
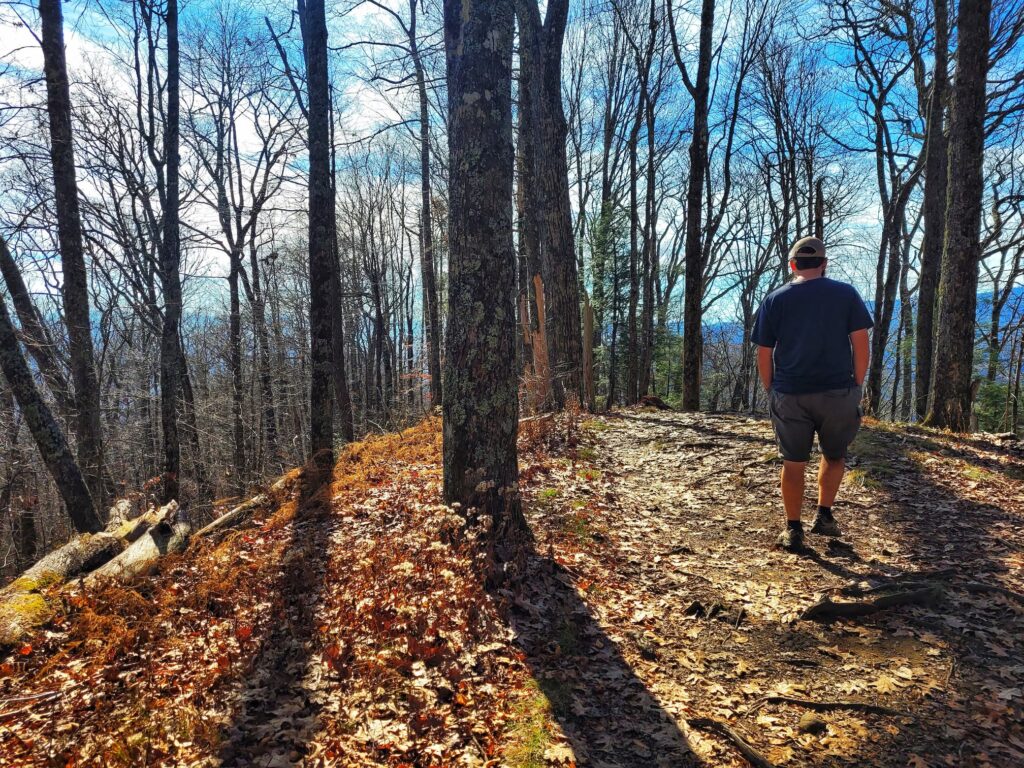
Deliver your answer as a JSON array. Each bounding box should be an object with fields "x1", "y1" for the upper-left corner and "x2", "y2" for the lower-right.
[
  {"x1": 159, "y1": 0, "x2": 183, "y2": 502},
  {"x1": 443, "y1": 0, "x2": 525, "y2": 577},
  {"x1": 679, "y1": 0, "x2": 714, "y2": 411},
  {"x1": 0, "y1": 238, "x2": 100, "y2": 534},
  {"x1": 925, "y1": 0, "x2": 991, "y2": 431},
  {"x1": 304, "y1": 0, "x2": 336, "y2": 457},
  {"x1": 38, "y1": 0, "x2": 106, "y2": 506},
  {"x1": 915, "y1": 0, "x2": 949, "y2": 420}
]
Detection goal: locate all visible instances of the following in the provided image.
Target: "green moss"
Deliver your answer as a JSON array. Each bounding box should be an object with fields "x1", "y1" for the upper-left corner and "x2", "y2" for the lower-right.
[
  {"x1": 538, "y1": 488, "x2": 560, "y2": 501},
  {"x1": 581, "y1": 419, "x2": 612, "y2": 433},
  {"x1": 577, "y1": 447, "x2": 598, "y2": 461},
  {"x1": 8, "y1": 570, "x2": 62, "y2": 593},
  {"x1": 0, "y1": 591, "x2": 52, "y2": 646}
]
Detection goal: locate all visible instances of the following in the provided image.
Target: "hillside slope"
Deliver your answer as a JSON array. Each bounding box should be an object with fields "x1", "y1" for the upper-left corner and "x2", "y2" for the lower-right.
[{"x1": 2, "y1": 410, "x2": 1023, "y2": 767}]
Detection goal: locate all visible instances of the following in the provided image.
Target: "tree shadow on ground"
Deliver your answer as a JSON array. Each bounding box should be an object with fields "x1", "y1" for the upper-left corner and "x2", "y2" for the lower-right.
[
  {"x1": 502, "y1": 520, "x2": 703, "y2": 768},
  {"x1": 216, "y1": 458, "x2": 333, "y2": 767}
]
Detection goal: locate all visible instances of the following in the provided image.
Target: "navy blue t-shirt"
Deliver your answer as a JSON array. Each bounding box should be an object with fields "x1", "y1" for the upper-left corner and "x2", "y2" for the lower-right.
[{"x1": 752, "y1": 277, "x2": 873, "y2": 394}]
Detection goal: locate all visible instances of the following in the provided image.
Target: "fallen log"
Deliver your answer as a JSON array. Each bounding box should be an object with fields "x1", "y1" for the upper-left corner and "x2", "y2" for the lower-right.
[
  {"x1": 194, "y1": 493, "x2": 269, "y2": 539},
  {"x1": 0, "y1": 500, "x2": 167, "y2": 647},
  {"x1": 0, "y1": 468, "x2": 300, "y2": 648},
  {"x1": 86, "y1": 502, "x2": 190, "y2": 585},
  {"x1": 802, "y1": 586, "x2": 943, "y2": 621},
  {"x1": 193, "y1": 471, "x2": 300, "y2": 539}
]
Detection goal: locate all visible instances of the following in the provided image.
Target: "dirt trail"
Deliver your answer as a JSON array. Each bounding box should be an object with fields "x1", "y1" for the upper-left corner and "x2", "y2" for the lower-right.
[{"x1": 520, "y1": 408, "x2": 1024, "y2": 767}]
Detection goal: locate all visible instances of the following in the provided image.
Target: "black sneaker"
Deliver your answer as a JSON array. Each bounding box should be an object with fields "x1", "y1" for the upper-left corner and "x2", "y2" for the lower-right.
[
  {"x1": 810, "y1": 508, "x2": 842, "y2": 537},
  {"x1": 776, "y1": 525, "x2": 804, "y2": 552}
]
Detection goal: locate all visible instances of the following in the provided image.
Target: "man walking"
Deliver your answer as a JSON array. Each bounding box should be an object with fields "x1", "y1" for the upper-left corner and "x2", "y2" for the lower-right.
[{"x1": 752, "y1": 236, "x2": 872, "y2": 551}]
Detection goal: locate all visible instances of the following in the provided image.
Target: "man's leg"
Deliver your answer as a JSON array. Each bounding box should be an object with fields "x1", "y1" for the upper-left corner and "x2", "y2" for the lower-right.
[
  {"x1": 812, "y1": 386, "x2": 862, "y2": 537},
  {"x1": 781, "y1": 461, "x2": 808, "y2": 521},
  {"x1": 770, "y1": 391, "x2": 814, "y2": 551},
  {"x1": 818, "y1": 456, "x2": 844, "y2": 507}
]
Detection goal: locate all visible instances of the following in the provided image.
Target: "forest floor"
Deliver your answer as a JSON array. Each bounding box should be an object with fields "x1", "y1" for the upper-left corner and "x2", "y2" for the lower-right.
[{"x1": 1, "y1": 408, "x2": 1023, "y2": 767}]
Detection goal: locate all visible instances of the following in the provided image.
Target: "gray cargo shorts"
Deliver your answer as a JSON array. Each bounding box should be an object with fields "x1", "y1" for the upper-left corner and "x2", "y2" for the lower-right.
[{"x1": 768, "y1": 385, "x2": 863, "y2": 463}]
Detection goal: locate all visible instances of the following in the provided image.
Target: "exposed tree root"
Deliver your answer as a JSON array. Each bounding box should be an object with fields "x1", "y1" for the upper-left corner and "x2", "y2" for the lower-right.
[
  {"x1": 685, "y1": 717, "x2": 776, "y2": 768},
  {"x1": 838, "y1": 571, "x2": 1024, "y2": 607},
  {"x1": 802, "y1": 586, "x2": 943, "y2": 621},
  {"x1": 748, "y1": 695, "x2": 904, "y2": 717}
]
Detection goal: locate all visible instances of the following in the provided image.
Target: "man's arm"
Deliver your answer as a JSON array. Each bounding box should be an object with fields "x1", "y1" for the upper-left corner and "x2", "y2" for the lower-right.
[
  {"x1": 850, "y1": 328, "x2": 869, "y2": 386},
  {"x1": 757, "y1": 345, "x2": 774, "y2": 391}
]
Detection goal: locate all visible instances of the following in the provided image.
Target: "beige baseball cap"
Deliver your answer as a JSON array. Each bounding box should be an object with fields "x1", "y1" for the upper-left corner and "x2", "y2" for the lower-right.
[{"x1": 788, "y1": 236, "x2": 826, "y2": 260}]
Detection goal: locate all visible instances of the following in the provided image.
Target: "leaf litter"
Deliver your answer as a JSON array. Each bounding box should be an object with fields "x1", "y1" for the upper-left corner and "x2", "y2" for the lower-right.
[{"x1": 1, "y1": 408, "x2": 1022, "y2": 767}]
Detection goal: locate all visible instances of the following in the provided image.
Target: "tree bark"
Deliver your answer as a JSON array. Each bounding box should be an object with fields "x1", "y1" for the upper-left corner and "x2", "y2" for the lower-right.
[
  {"x1": 38, "y1": 0, "x2": 106, "y2": 506},
  {"x1": 410, "y1": 0, "x2": 442, "y2": 409},
  {"x1": 925, "y1": 0, "x2": 991, "y2": 431},
  {"x1": 443, "y1": 0, "x2": 525, "y2": 576},
  {"x1": 248, "y1": 241, "x2": 280, "y2": 471},
  {"x1": 303, "y1": 0, "x2": 336, "y2": 457},
  {"x1": 159, "y1": 0, "x2": 183, "y2": 502},
  {"x1": 0, "y1": 239, "x2": 73, "y2": 415},
  {"x1": 229, "y1": 250, "x2": 245, "y2": 490},
  {"x1": 0, "y1": 237, "x2": 100, "y2": 534},
  {"x1": 678, "y1": 0, "x2": 714, "y2": 411},
  {"x1": 915, "y1": 0, "x2": 949, "y2": 419},
  {"x1": 516, "y1": 0, "x2": 582, "y2": 407}
]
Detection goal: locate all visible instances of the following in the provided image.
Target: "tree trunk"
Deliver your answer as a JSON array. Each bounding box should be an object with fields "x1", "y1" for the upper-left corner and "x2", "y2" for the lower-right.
[
  {"x1": 899, "y1": 238, "x2": 914, "y2": 421},
  {"x1": 0, "y1": 241, "x2": 100, "y2": 534},
  {"x1": 925, "y1": 0, "x2": 991, "y2": 431},
  {"x1": 516, "y1": 0, "x2": 582, "y2": 407},
  {"x1": 0, "y1": 235, "x2": 73, "y2": 414},
  {"x1": 159, "y1": 0, "x2": 183, "y2": 502},
  {"x1": 638, "y1": 90, "x2": 657, "y2": 397},
  {"x1": 304, "y1": 0, "x2": 336, "y2": 458},
  {"x1": 679, "y1": 0, "x2": 714, "y2": 411},
  {"x1": 915, "y1": 0, "x2": 949, "y2": 420},
  {"x1": 410, "y1": 0, "x2": 442, "y2": 409},
  {"x1": 229, "y1": 251, "x2": 245, "y2": 491},
  {"x1": 249, "y1": 241, "x2": 279, "y2": 472},
  {"x1": 38, "y1": 0, "x2": 106, "y2": 506},
  {"x1": 443, "y1": 0, "x2": 525, "y2": 577},
  {"x1": 626, "y1": 112, "x2": 640, "y2": 405}
]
